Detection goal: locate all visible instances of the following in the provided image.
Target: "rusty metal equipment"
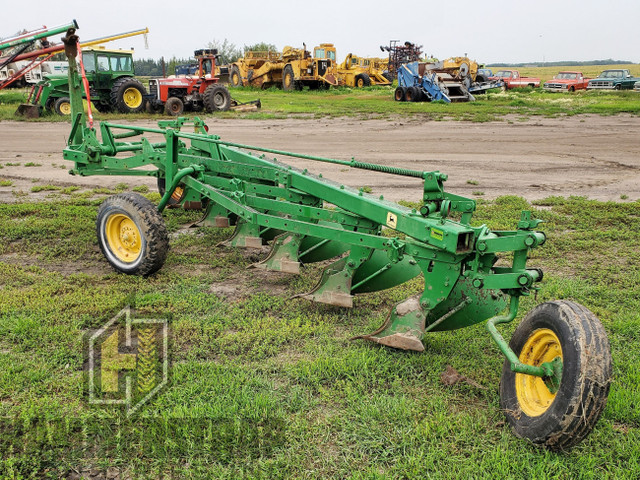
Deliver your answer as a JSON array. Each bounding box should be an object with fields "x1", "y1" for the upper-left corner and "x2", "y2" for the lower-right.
[
  {"x1": 60, "y1": 26, "x2": 612, "y2": 451},
  {"x1": 380, "y1": 40, "x2": 423, "y2": 75},
  {"x1": 230, "y1": 43, "x2": 338, "y2": 90}
]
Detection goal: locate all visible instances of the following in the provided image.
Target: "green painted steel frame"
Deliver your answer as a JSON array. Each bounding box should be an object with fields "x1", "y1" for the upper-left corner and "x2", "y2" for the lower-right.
[{"x1": 61, "y1": 35, "x2": 552, "y2": 379}]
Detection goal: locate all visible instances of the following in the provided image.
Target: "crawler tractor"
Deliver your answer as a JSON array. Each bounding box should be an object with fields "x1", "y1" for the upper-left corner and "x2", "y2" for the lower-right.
[{"x1": 60, "y1": 26, "x2": 613, "y2": 451}]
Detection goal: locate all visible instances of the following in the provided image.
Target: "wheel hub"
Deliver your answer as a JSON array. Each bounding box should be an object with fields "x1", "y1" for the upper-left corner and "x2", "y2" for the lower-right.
[
  {"x1": 515, "y1": 328, "x2": 563, "y2": 417},
  {"x1": 105, "y1": 213, "x2": 142, "y2": 262}
]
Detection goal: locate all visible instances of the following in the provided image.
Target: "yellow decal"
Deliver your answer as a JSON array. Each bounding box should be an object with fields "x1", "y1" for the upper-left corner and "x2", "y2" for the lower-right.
[
  {"x1": 431, "y1": 228, "x2": 444, "y2": 241},
  {"x1": 386, "y1": 212, "x2": 398, "y2": 229}
]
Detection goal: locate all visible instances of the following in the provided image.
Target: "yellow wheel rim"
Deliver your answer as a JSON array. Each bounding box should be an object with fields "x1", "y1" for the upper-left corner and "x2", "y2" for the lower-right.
[
  {"x1": 357, "y1": 79, "x2": 364, "y2": 87},
  {"x1": 105, "y1": 213, "x2": 142, "y2": 263},
  {"x1": 171, "y1": 186, "x2": 184, "y2": 203},
  {"x1": 515, "y1": 328, "x2": 563, "y2": 417},
  {"x1": 59, "y1": 101, "x2": 71, "y2": 115},
  {"x1": 123, "y1": 87, "x2": 143, "y2": 108}
]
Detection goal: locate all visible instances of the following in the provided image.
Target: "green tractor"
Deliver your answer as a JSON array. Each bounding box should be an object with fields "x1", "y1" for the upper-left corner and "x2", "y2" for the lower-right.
[{"x1": 30, "y1": 47, "x2": 146, "y2": 115}]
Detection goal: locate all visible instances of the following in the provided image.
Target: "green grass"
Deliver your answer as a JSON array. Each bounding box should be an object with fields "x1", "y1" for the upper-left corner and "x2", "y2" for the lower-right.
[
  {"x1": 0, "y1": 195, "x2": 639, "y2": 478},
  {"x1": 2, "y1": 80, "x2": 640, "y2": 122}
]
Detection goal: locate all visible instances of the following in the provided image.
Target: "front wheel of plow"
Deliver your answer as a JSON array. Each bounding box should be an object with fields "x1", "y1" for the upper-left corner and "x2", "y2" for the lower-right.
[
  {"x1": 499, "y1": 300, "x2": 612, "y2": 451},
  {"x1": 96, "y1": 193, "x2": 169, "y2": 276}
]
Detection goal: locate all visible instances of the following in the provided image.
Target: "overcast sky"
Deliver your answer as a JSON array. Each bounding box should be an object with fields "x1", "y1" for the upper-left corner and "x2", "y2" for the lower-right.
[{"x1": 5, "y1": 0, "x2": 640, "y2": 64}]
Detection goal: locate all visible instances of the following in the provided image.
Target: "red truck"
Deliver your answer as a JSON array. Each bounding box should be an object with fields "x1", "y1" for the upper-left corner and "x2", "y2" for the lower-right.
[
  {"x1": 490, "y1": 70, "x2": 540, "y2": 89},
  {"x1": 543, "y1": 71, "x2": 591, "y2": 92}
]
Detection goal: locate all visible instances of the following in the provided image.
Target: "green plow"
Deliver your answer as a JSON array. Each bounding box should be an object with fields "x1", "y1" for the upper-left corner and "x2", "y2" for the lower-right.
[{"x1": 59, "y1": 27, "x2": 612, "y2": 450}]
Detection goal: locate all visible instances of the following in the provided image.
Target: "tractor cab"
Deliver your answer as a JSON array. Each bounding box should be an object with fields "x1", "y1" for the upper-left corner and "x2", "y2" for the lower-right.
[{"x1": 193, "y1": 48, "x2": 218, "y2": 78}]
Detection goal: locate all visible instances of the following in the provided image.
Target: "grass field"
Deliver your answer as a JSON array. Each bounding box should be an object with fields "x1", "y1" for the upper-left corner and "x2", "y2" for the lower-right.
[
  {"x1": 0, "y1": 190, "x2": 639, "y2": 478},
  {"x1": 2, "y1": 63, "x2": 640, "y2": 123}
]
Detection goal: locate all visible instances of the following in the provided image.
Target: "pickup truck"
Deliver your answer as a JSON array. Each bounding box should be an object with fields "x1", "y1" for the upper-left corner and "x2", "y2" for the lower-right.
[
  {"x1": 543, "y1": 71, "x2": 591, "y2": 92},
  {"x1": 490, "y1": 70, "x2": 540, "y2": 89},
  {"x1": 587, "y1": 69, "x2": 640, "y2": 90}
]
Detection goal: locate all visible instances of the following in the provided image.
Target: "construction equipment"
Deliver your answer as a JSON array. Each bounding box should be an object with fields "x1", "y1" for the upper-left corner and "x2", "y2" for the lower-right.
[
  {"x1": 394, "y1": 61, "x2": 475, "y2": 103},
  {"x1": 147, "y1": 49, "x2": 260, "y2": 115},
  {"x1": 229, "y1": 44, "x2": 338, "y2": 90},
  {"x1": 61, "y1": 26, "x2": 612, "y2": 451},
  {"x1": 328, "y1": 49, "x2": 391, "y2": 87}
]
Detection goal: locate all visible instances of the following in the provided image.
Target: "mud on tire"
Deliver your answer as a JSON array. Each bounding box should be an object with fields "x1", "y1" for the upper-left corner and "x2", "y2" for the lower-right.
[
  {"x1": 499, "y1": 300, "x2": 612, "y2": 451},
  {"x1": 96, "y1": 193, "x2": 169, "y2": 276}
]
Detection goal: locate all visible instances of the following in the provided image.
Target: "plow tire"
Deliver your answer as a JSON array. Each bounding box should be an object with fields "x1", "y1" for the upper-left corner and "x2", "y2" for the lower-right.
[
  {"x1": 110, "y1": 77, "x2": 146, "y2": 113},
  {"x1": 355, "y1": 73, "x2": 371, "y2": 88},
  {"x1": 204, "y1": 84, "x2": 231, "y2": 112},
  {"x1": 97, "y1": 193, "x2": 169, "y2": 276},
  {"x1": 53, "y1": 97, "x2": 72, "y2": 115},
  {"x1": 499, "y1": 300, "x2": 612, "y2": 451}
]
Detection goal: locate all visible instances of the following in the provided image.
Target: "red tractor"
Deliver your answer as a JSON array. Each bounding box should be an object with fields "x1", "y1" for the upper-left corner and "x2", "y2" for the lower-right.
[{"x1": 147, "y1": 48, "x2": 232, "y2": 115}]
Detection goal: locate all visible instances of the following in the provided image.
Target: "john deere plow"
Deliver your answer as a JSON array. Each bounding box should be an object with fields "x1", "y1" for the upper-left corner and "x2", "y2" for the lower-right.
[{"x1": 60, "y1": 26, "x2": 612, "y2": 450}]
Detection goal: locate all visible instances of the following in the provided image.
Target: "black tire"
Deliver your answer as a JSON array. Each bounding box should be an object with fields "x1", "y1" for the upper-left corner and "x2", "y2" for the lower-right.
[
  {"x1": 499, "y1": 300, "x2": 612, "y2": 451},
  {"x1": 110, "y1": 77, "x2": 147, "y2": 113},
  {"x1": 96, "y1": 193, "x2": 169, "y2": 276},
  {"x1": 282, "y1": 64, "x2": 296, "y2": 91},
  {"x1": 406, "y1": 86, "x2": 422, "y2": 102},
  {"x1": 476, "y1": 74, "x2": 488, "y2": 83},
  {"x1": 355, "y1": 73, "x2": 371, "y2": 88},
  {"x1": 92, "y1": 101, "x2": 113, "y2": 113},
  {"x1": 614, "y1": 84, "x2": 621, "y2": 91},
  {"x1": 383, "y1": 71, "x2": 394, "y2": 83},
  {"x1": 229, "y1": 65, "x2": 242, "y2": 87},
  {"x1": 164, "y1": 97, "x2": 184, "y2": 116},
  {"x1": 203, "y1": 84, "x2": 232, "y2": 112},
  {"x1": 394, "y1": 87, "x2": 406, "y2": 102},
  {"x1": 53, "y1": 97, "x2": 72, "y2": 116},
  {"x1": 44, "y1": 96, "x2": 56, "y2": 113},
  {"x1": 569, "y1": 86, "x2": 575, "y2": 92}
]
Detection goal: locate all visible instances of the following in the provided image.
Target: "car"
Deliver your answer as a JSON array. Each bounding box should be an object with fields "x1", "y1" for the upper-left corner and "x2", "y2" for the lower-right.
[
  {"x1": 489, "y1": 70, "x2": 540, "y2": 89},
  {"x1": 587, "y1": 69, "x2": 639, "y2": 90},
  {"x1": 543, "y1": 71, "x2": 590, "y2": 92}
]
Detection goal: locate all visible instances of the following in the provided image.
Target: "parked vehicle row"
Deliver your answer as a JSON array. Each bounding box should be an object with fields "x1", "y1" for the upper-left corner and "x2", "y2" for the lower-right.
[{"x1": 543, "y1": 69, "x2": 640, "y2": 92}]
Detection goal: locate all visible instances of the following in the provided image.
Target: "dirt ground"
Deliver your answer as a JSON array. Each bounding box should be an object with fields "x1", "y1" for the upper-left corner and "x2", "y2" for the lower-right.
[{"x1": 1, "y1": 115, "x2": 639, "y2": 203}]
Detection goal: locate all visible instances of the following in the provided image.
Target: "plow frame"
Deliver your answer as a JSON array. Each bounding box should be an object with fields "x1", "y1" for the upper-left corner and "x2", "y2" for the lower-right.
[{"x1": 58, "y1": 25, "x2": 613, "y2": 451}]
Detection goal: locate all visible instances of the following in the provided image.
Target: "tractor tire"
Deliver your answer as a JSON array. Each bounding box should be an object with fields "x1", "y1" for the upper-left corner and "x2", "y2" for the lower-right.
[
  {"x1": 96, "y1": 193, "x2": 169, "y2": 276},
  {"x1": 164, "y1": 97, "x2": 184, "y2": 116},
  {"x1": 476, "y1": 74, "x2": 488, "y2": 83},
  {"x1": 383, "y1": 71, "x2": 394, "y2": 83},
  {"x1": 53, "y1": 97, "x2": 72, "y2": 115},
  {"x1": 282, "y1": 65, "x2": 296, "y2": 91},
  {"x1": 44, "y1": 96, "x2": 56, "y2": 113},
  {"x1": 499, "y1": 300, "x2": 612, "y2": 451},
  {"x1": 406, "y1": 86, "x2": 422, "y2": 102},
  {"x1": 355, "y1": 73, "x2": 371, "y2": 88},
  {"x1": 203, "y1": 84, "x2": 232, "y2": 112},
  {"x1": 92, "y1": 101, "x2": 114, "y2": 113},
  {"x1": 110, "y1": 77, "x2": 147, "y2": 113},
  {"x1": 394, "y1": 87, "x2": 406, "y2": 101},
  {"x1": 229, "y1": 65, "x2": 242, "y2": 87}
]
